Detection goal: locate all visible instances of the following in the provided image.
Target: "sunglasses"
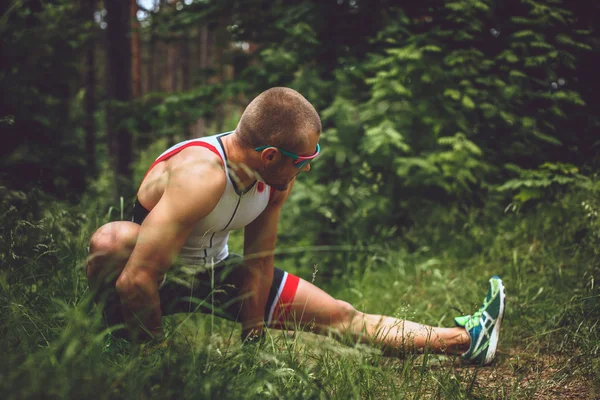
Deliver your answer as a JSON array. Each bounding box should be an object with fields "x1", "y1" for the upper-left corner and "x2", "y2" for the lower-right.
[{"x1": 254, "y1": 143, "x2": 320, "y2": 169}]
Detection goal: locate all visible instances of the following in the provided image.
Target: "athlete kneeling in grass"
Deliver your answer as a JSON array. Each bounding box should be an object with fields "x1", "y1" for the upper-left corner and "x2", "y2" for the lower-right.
[{"x1": 86, "y1": 87, "x2": 505, "y2": 365}]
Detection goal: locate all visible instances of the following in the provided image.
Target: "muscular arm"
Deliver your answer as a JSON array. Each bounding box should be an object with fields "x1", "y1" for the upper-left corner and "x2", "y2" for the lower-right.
[
  {"x1": 241, "y1": 180, "x2": 295, "y2": 340},
  {"x1": 116, "y1": 151, "x2": 226, "y2": 341}
]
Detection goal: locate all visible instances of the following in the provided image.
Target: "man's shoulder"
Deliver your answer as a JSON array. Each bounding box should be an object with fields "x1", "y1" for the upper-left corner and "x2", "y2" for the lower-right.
[
  {"x1": 168, "y1": 146, "x2": 224, "y2": 174},
  {"x1": 160, "y1": 148, "x2": 228, "y2": 222},
  {"x1": 166, "y1": 146, "x2": 227, "y2": 193}
]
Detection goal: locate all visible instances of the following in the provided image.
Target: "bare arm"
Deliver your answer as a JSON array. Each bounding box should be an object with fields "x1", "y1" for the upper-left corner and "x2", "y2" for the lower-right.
[
  {"x1": 241, "y1": 180, "x2": 295, "y2": 340},
  {"x1": 116, "y1": 151, "x2": 226, "y2": 341}
]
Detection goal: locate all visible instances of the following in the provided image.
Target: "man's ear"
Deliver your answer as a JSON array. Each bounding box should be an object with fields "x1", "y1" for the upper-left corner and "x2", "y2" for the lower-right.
[{"x1": 261, "y1": 148, "x2": 280, "y2": 165}]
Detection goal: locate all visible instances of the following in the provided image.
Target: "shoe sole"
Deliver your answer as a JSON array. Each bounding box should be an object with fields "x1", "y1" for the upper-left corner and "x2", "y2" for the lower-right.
[{"x1": 483, "y1": 277, "x2": 505, "y2": 365}]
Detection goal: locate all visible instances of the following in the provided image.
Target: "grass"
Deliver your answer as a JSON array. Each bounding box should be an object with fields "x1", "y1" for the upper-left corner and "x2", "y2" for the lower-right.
[{"x1": 1, "y1": 186, "x2": 599, "y2": 399}]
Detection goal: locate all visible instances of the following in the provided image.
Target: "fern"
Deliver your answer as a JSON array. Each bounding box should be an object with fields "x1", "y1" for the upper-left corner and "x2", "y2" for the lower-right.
[{"x1": 498, "y1": 163, "x2": 590, "y2": 203}]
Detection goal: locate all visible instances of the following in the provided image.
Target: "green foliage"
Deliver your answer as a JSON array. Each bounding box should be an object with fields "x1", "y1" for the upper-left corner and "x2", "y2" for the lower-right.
[
  {"x1": 4, "y1": 0, "x2": 595, "y2": 237},
  {"x1": 394, "y1": 133, "x2": 490, "y2": 194},
  {"x1": 136, "y1": 85, "x2": 222, "y2": 138},
  {"x1": 0, "y1": 0, "x2": 90, "y2": 197},
  {"x1": 2, "y1": 181, "x2": 600, "y2": 398},
  {"x1": 269, "y1": 0, "x2": 592, "y2": 246},
  {"x1": 498, "y1": 162, "x2": 592, "y2": 204}
]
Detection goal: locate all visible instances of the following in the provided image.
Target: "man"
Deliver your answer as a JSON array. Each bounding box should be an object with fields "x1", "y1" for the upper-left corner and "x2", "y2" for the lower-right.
[{"x1": 86, "y1": 87, "x2": 505, "y2": 365}]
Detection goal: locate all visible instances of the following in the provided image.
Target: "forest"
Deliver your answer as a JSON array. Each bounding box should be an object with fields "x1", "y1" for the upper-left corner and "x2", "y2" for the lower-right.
[{"x1": 1, "y1": 0, "x2": 599, "y2": 398}]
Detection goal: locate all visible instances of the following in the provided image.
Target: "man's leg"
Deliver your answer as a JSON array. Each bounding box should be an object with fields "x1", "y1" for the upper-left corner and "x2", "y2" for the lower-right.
[
  {"x1": 86, "y1": 222, "x2": 242, "y2": 338},
  {"x1": 270, "y1": 277, "x2": 471, "y2": 356},
  {"x1": 86, "y1": 221, "x2": 140, "y2": 328}
]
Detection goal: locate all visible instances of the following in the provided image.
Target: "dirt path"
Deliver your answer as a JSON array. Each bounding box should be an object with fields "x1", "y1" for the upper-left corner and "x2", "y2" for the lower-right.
[{"x1": 454, "y1": 349, "x2": 597, "y2": 399}]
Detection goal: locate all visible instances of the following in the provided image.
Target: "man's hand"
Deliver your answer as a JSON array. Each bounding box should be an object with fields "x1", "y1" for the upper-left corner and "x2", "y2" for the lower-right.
[
  {"x1": 240, "y1": 181, "x2": 295, "y2": 337},
  {"x1": 237, "y1": 258, "x2": 274, "y2": 339}
]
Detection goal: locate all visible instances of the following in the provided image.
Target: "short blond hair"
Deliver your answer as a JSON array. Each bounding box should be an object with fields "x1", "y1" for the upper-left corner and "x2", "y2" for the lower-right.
[{"x1": 237, "y1": 87, "x2": 321, "y2": 152}]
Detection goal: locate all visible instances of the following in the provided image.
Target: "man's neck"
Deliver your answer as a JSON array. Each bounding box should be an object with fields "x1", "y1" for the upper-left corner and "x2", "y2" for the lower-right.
[{"x1": 220, "y1": 133, "x2": 258, "y2": 192}]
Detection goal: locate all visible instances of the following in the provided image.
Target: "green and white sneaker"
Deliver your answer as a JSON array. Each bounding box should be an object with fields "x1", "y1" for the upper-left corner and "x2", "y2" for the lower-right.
[{"x1": 454, "y1": 276, "x2": 506, "y2": 366}]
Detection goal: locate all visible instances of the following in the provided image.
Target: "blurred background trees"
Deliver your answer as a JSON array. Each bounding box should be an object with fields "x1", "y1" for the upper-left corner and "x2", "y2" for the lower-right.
[{"x1": 1, "y1": 0, "x2": 598, "y2": 247}]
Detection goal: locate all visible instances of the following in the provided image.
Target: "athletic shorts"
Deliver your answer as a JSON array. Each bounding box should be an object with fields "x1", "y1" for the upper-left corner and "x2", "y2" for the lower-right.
[{"x1": 130, "y1": 198, "x2": 300, "y2": 327}]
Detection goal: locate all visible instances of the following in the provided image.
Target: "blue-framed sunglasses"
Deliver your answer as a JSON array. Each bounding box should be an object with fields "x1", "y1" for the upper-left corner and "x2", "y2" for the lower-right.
[{"x1": 254, "y1": 143, "x2": 320, "y2": 169}]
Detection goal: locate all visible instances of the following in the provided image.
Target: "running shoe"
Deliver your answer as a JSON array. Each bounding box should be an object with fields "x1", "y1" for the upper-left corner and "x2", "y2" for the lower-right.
[{"x1": 454, "y1": 276, "x2": 506, "y2": 365}]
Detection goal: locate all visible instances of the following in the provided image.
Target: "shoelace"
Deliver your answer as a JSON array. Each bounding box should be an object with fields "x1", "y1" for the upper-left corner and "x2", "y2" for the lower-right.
[{"x1": 468, "y1": 300, "x2": 488, "y2": 329}]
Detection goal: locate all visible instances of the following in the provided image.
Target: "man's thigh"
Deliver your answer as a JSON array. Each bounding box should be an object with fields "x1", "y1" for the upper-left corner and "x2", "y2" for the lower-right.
[
  {"x1": 159, "y1": 254, "x2": 248, "y2": 321},
  {"x1": 158, "y1": 255, "x2": 299, "y2": 326}
]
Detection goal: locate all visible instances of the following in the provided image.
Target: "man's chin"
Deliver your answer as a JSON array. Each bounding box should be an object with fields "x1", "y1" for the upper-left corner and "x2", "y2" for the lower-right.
[{"x1": 270, "y1": 183, "x2": 288, "y2": 192}]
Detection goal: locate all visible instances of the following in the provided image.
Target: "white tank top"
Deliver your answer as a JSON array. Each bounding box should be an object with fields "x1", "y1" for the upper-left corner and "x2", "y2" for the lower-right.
[{"x1": 146, "y1": 132, "x2": 272, "y2": 265}]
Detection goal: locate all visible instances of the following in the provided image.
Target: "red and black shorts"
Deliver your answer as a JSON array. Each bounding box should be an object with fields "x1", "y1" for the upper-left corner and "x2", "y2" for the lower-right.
[{"x1": 131, "y1": 199, "x2": 300, "y2": 327}]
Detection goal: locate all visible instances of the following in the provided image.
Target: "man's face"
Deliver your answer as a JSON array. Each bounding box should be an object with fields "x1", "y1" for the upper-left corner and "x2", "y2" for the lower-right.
[{"x1": 260, "y1": 132, "x2": 320, "y2": 192}]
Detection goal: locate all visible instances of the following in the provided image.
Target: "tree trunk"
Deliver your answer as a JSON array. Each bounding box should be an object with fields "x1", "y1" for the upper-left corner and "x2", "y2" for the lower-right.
[
  {"x1": 83, "y1": 0, "x2": 97, "y2": 178},
  {"x1": 84, "y1": 33, "x2": 97, "y2": 178},
  {"x1": 181, "y1": 32, "x2": 196, "y2": 138},
  {"x1": 147, "y1": 27, "x2": 156, "y2": 92},
  {"x1": 105, "y1": 0, "x2": 133, "y2": 201},
  {"x1": 181, "y1": 33, "x2": 190, "y2": 91},
  {"x1": 213, "y1": 19, "x2": 229, "y2": 133},
  {"x1": 165, "y1": 1, "x2": 178, "y2": 145},
  {"x1": 189, "y1": 24, "x2": 210, "y2": 138},
  {"x1": 165, "y1": 0, "x2": 179, "y2": 94},
  {"x1": 199, "y1": 24, "x2": 209, "y2": 75},
  {"x1": 131, "y1": 0, "x2": 142, "y2": 98},
  {"x1": 168, "y1": 42, "x2": 179, "y2": 92}
]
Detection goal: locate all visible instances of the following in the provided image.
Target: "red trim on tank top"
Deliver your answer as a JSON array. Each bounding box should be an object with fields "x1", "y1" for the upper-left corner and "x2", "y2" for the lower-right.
[{"x1": 142, "y1": 141, "x2": 223, "y2": 181}]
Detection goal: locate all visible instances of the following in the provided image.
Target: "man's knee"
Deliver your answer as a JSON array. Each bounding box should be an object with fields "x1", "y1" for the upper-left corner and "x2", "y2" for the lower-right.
[
  {"x1": 89, "y1": 222, "x2": 137, "y2": 252},
  {"x1": 86, "y1": 222, "x2": 138, "y2": 284},
  {"x1": 89, "y1": 227, "x2": 116, "y2": 257}
]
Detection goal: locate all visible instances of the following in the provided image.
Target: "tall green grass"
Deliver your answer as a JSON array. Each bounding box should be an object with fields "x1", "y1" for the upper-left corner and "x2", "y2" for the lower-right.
[{"x1": 1, "y1": 184, "x2": 598, "y2": 399}]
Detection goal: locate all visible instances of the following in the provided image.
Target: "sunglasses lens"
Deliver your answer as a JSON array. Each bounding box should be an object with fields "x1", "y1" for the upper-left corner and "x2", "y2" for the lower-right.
[{"x1": 296, "y1": 160, "x2": 309, "y2": 169}]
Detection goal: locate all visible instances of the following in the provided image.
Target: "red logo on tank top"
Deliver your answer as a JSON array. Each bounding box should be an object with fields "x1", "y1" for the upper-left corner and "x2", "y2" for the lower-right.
[{"x1": 257, "y1": 182, "x2": 265, "y2": 193}]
